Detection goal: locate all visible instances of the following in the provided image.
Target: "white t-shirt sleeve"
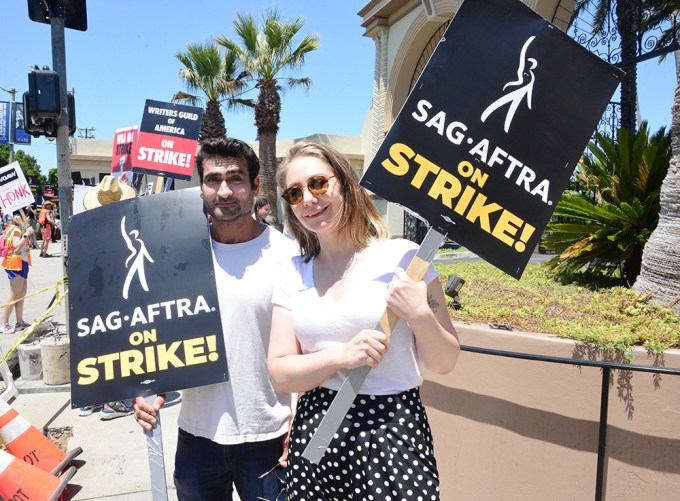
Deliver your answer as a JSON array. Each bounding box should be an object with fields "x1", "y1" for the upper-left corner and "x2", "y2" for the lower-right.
[{"x1": 272, "y1": 256, "x2": 298, "y2": 310}]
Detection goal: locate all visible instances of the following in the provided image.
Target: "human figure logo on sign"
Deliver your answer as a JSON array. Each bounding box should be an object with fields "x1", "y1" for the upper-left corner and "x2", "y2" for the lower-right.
[
  {"x1": 481, "y1": 36, "x2": 537, "y2": 133},
  {"x1": 121, "y1": 216, "x2": 154, "y2": 300}
]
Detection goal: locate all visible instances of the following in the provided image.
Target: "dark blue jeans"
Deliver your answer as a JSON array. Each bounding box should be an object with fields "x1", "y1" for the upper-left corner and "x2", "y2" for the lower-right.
[{"x1": 174, "y1": 428, "x2": 286, "y2": 501}]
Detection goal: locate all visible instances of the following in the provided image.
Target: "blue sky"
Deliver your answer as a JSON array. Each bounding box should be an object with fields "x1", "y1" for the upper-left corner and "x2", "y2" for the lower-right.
[{"x1": 1, "y1": 1, "x2": 676, "y2": 175}]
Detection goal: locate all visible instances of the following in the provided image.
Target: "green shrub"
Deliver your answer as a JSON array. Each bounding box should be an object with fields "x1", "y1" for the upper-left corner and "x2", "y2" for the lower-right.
[{"x1": 437, "y1": 261, "x2": 680, "y2": 356}]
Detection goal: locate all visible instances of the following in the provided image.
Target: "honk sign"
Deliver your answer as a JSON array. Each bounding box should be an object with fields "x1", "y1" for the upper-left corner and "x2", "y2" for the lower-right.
[{"x1": 360, "y1": 0, "x2": 623, "y2": 279}]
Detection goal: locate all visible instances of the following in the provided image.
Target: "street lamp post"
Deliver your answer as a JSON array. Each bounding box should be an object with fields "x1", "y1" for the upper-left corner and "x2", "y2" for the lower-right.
[{"x1": 0, "y1": 85, "x2": 16, "y2": 163}]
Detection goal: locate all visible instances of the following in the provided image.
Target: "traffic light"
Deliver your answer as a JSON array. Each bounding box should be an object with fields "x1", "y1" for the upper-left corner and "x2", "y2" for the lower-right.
[
  {"x1": 26, "y1": 66, "x2": 60, "y2": 118},
  {"x1": 23, "y1": 67, "x2": 76, "y2": 139},
  {"x1": 27, "y1": 0, "x2": 87, "y2": 32}
]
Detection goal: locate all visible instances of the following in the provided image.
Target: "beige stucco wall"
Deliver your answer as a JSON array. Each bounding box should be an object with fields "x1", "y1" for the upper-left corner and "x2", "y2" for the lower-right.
[{"x1": 425, "y1": 323, "x2": 680, "y2": 499}]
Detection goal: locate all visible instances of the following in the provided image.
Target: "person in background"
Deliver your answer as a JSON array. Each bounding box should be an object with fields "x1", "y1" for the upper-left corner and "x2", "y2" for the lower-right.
[
  {"x1": 1, "y1": 215, "x2": 35, "y2": 334},
  {"x1": 50, "y1": 205, "x2": 59, "y2": 243},
  {"x1": 134, "y1": 137, "x2": 295, "y2": 501},
  {"x1": 253, "y1": 196, "x2": 272, "y2": 224},
  {"x1": 24, "y1": 204, "x2": 38, "y2": 249},
  {"x1": 38, "y1": 202, "x2": 55, "y2": 257},
  {"x1": 268, "y1": 141, "x2": 461, "y2": 500}
]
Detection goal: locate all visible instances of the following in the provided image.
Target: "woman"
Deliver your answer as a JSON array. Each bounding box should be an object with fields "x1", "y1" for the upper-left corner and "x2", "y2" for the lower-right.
[
  {"x1": 268, "y1": 141, "x2": 460, "y2": 500},
  {"x1": 2, "y1": 215, "x2": 34, "y2": 334},
  {"x1": 253, "y1": 196, "x2": 272, "y2": 224},
  {"x1": 38, "y1": 202, "x2": 55, "y2": 257}
]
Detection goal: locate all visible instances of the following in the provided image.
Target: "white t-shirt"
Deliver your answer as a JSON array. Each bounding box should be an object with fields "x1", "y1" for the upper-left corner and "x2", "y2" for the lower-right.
[
  {"x1": 272, "y1": 238, "x2": 438, "y2": 395},
  {"x1": 178, "y1": 226, "x2": 297, "y2": 444}
]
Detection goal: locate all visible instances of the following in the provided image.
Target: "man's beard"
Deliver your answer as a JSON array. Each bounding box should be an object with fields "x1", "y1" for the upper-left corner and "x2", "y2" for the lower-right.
[{"x1": 205, "y1": 198, "x2": 251, "y2": 222}]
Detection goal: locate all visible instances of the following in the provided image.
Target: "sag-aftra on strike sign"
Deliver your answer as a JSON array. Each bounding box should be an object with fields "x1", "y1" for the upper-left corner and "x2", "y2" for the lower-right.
[
  {"x1": 360, "y1": 0, "x2": 623, "y2": 279},
  {"x1": 68, "y1": 190, "x2": 226, "y2": 408}
]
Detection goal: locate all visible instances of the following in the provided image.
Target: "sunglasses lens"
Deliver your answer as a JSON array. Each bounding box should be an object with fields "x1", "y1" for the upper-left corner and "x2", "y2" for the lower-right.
[
  {"x1": 308, "y1": 176, "x2": 329, "y2": 195},
  {"x1": 282, "y1": 176, "x2": 333, "y2": 205},
  {"x1": 283, "y1": 186, "x2": 303, "y2": 205}
]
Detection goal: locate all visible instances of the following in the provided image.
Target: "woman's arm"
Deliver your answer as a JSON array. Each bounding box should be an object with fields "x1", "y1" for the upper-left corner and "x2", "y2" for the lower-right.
[
  {"x1": 268, "y1": 305, "x2": 389, "y2": 394},
  {"x1": 10, "y1": 228, "x2": 28, "y2": 251},
  {"x1": 386, "y1": 267, "x2": 460, "y2": 375}
]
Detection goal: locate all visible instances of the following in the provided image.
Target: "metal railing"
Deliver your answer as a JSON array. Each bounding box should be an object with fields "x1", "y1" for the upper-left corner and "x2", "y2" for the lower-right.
[{"x1": 460, "y1": 344, "x2": 680, "y2": 501}]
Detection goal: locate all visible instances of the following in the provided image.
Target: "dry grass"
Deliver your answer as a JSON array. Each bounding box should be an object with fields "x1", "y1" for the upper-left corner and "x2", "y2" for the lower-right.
[{"x1": 436, "y1": 261, "x2": 680, "y2": 357}]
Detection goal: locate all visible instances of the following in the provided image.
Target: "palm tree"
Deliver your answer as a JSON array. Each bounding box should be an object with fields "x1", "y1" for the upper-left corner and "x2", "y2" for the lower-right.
[
  {"x1": 633, "y1": 1, "x2": 680, "y2": 312},
  {"x1": 571, "y1": 0, "x2": 640, "y2": 132},
  {"x1": 543, "y1": 124, "x2": 671, "y2": 285},
  {"x1": 174, "y1": 42, "x2": 252, "y2": 142},
  {"x1": 216, "y1": 8, "x2": 320, "y2": 224}
]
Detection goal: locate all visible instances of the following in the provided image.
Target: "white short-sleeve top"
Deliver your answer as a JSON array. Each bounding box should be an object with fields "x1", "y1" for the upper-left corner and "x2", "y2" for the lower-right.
[{"x1": 272, "y1": 238, "x2": 439, "y2": 395}]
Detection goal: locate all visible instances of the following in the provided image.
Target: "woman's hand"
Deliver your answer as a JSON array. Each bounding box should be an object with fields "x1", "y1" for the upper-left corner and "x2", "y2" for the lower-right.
[
  {"x1": 385, "y1": 267, "x2": 430, "y2": 324},
  {"x1": 386, "y1": 268, "x2": 461, "y2": 375},
  {"x1": 339, "y1": 329, "x2": 389, "y2": 369}
]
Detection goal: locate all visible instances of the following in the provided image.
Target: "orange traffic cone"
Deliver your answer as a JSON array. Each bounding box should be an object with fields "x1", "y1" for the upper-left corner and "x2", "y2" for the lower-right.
[
  {"x1": 0, "y1": 448, "x2": 76, "y2": 501},
  {"x1": 0, "y1": 398, "x2": 82, "y2": 475}
]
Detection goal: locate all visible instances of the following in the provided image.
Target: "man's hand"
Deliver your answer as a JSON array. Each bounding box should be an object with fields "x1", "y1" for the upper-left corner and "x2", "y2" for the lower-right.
[
  {"x1": 133, "y1": 394, "x2": 166, "y2": 432},
  {"x1": 278, "y1": 421, "x2": 292, "y2": 468}
]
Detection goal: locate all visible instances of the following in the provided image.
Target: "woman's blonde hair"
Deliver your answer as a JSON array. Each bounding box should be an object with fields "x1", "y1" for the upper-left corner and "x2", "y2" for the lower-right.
[
  {"x1": 277, "y1": 141, "x2": 389, "y2": 260},
  {"x1": 11, "y1": 215, "x2": 24, "y2": 230}
]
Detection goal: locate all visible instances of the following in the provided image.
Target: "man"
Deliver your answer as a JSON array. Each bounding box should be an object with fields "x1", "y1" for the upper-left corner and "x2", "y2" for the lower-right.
[{"x1": 134, "y1": 137, "x2": 294, "y2": 500}]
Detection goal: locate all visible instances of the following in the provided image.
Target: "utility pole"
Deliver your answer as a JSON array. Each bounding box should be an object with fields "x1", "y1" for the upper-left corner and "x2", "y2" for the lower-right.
[
  {"x1": 50, "y1": 13, "x2": 72, "y2": 303},
  {"x1": 0, "y1": 86, "x2": 16, "y2": 163},
  {"x1": 77, "y1": 126, "x2": 95, "y2": 138},
  {"x1": 27, "y1": 0, "x2": 86, "y2": 328}
]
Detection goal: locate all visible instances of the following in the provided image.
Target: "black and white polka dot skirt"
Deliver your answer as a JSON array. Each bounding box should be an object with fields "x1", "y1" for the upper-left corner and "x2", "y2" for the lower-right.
[{"x1": 286, "y1": 386, "x2": 440, "y2": 501}]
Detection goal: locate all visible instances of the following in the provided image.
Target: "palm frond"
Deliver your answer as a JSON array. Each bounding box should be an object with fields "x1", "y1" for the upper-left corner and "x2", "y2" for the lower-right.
[{"x1": 543, "y1": 122, "x2": 671, "y2": 283}]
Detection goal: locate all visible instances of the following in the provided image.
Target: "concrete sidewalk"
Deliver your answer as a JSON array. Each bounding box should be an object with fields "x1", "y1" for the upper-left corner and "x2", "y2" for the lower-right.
[{"x1": 1, "y1": 241, "x2": 180, "y2": 500}]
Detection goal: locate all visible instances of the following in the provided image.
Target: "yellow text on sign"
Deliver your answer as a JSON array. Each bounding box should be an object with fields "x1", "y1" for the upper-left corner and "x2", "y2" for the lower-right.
[
  {"x1": 380, "y1": 142, "x2": 535, "y2": 252},
  {"x1": 76, "y1": 329, "x2": 219, "y2": 385}
]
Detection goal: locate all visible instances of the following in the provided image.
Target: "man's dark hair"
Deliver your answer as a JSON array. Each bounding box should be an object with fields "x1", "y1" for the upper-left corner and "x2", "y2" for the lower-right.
[{"x1": 196, "y1": 137, "x2": 260, "y2": 187}]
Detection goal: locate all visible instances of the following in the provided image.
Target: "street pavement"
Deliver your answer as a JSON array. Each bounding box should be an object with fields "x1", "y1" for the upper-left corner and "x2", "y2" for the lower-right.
[{"x1": 1, "y1": 241, "x2": 180, "y2": 500}]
